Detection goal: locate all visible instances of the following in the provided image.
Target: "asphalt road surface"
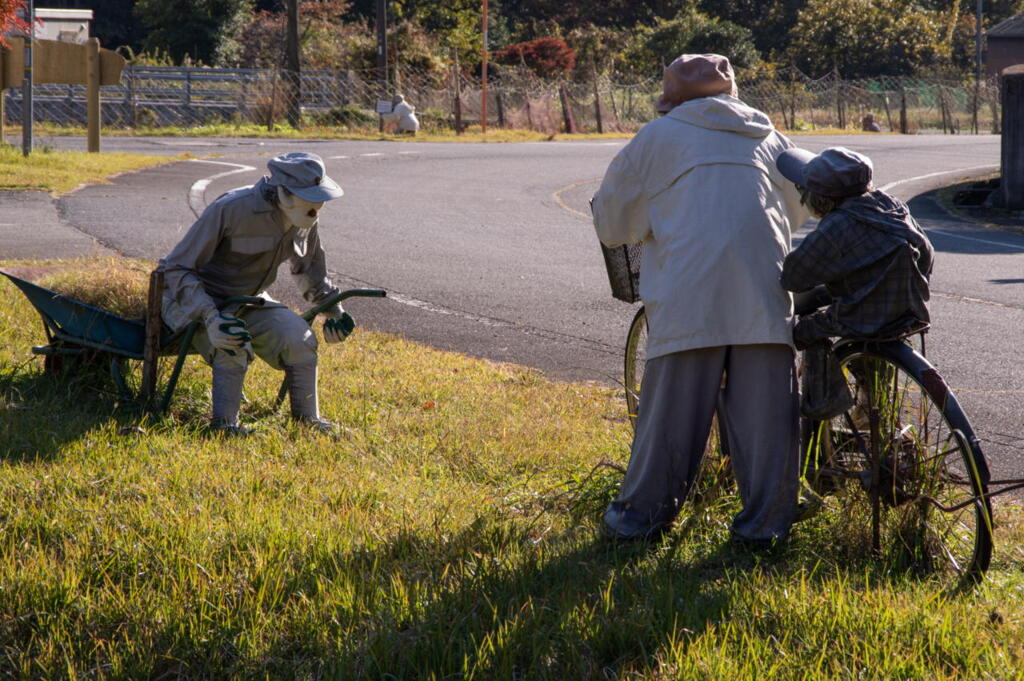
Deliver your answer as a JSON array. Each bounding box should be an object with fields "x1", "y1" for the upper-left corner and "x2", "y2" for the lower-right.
[{"x1": 45, "y1": 133, "x2": 1023, "y2": 478}]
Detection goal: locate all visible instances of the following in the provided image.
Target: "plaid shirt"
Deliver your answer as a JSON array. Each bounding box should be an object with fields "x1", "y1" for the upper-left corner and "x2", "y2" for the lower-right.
[{"x1": 781, "y1": 191, "x2": 934, "y2": 340}]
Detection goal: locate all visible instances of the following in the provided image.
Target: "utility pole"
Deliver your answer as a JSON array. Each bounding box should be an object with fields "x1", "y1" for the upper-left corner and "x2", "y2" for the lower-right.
[
  {"x1": 974, "y1": 0, "x2": 983, "y2": 133},
  {"x1": 376, "y1": 0, "x2": 388, "y2": 91},
  {"x1": 285, "y1": 0, "x2": 301, "y2": 129},
  {"x1": 480, "y1": 0, "x2": 488, "y2": 133},
  {"x1": 22, "y1": 0, "x2": 33, "y2": 156}
]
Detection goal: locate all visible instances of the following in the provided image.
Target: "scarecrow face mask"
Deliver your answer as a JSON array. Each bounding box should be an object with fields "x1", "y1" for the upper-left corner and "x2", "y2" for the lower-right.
[{"x1": 277, "y1": 186, "x2": 325, "y2": 230}]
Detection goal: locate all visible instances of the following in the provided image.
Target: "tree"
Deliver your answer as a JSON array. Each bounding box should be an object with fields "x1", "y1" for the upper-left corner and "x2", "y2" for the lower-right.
[
  {"x1": 697, "y1": 0, "x2": 805, "y2": 57},
  {"x1": 625, "y1": 9, "x2": 761, "y2": 77},
  {"x1": 40, "y1": 1, "x2": 146, "y2": 52},
  {"x1": 787, "y1": 0, "x2": 942, "y2": 78},
  {"x1": 0, "y1": 0, "x2": 27, "y2": 47},
  {"x1": 566, "y1": 23, "x2": 631, "y2": 75},
  {"x1": 135, "y1": 0, "x2": 255, "y2": 64},
  {"x1": 499, "y1": 0, "x2": 694, "y2": 31}
]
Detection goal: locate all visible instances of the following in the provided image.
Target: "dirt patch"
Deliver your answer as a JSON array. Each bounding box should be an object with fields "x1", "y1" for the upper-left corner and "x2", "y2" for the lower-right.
[{"x1": 0, "y1": 265, "x2": 67, "y2": 282}]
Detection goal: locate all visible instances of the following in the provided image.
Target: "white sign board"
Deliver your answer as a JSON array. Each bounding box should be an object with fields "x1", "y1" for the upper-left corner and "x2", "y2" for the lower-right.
[{"x1": 375, "y1": 100, "x2": 394, "y2": 114}]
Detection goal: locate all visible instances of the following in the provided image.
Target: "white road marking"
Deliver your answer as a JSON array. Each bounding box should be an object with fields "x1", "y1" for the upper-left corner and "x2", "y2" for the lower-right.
[
  {"x1": 328, "y1": 271, "x2": 619, "y2": 355},
  {"x1": 879, "y1": 164, "x2": 997, "y2": 192},
  {"x1": 879, "y1": 163, "x2": 1024, "y2": 252},
  {"x1": 329, "y1": 155, "x2": 350, "y2": 159},
  {"x1": 360, "y1": 153, "x2": 383, "y2": 157},
  {"x1": 398, "y1": 151, "x2": 420, "y2": 154},
  {"x1": 187, "y1": 159, "x2": 256, "y2": 218},
  {"x1": 928, "y1": 229, "x2": 1024, "y2": 252}
]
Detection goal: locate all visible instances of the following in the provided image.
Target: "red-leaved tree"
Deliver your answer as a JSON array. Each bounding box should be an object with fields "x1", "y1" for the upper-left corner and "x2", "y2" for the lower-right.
[
  {"x1": 0, "y1": 0, "x2": 28, "y2": 48},
  {"x1": 498, "y1": 37, "x2": 576, "y2": 79}
]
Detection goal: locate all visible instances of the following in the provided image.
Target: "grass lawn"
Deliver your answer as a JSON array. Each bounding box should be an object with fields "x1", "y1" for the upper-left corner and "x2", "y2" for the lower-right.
[
  {"x1": 0, "y1": 143, "x2": 178, "y2": 195},
  {"x1": 0, "y1": 260, "x2": 1022, "y2": 680}
]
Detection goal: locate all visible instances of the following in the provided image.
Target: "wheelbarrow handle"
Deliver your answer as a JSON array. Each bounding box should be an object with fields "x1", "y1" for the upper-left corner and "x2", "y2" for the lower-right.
[
  {"x1": 301, "y1": 288, "x2": 387, "y2": 322},
  {"x1": 218, "y1": 296, "x2": 267, "y2": 311}
]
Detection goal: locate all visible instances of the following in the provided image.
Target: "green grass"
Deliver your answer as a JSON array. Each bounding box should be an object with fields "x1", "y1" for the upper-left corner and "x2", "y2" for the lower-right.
[
  {"x1": 0, "y1": 144, "x2": 179, "y2": 195},
  {"x1": 1, "y1": 260, "x2": 1023, "y2": 679}
]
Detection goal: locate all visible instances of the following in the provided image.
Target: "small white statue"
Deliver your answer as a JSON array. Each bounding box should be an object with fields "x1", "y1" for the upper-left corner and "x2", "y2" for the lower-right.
[{"x1": 384, "y1": 93, "x2": 420, "y2": 134}]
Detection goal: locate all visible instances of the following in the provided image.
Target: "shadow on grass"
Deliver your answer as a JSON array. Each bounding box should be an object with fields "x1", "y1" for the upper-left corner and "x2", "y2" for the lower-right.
[
  {"x1": 0, "y1": 357, "x2": 154, "y2": 462},
  {"x1": 290, "y1": 521, "x2": 741, "y2": 679}
]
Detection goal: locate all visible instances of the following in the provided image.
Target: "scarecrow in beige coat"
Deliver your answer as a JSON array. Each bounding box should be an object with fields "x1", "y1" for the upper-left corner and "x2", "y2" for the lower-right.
[{"x1": 593, "y1": 54, "x2": 810, "y2": 545}]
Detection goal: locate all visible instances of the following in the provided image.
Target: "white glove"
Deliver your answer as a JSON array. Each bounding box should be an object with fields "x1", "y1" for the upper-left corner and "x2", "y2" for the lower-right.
[
  {"x1": 323, "y1": 310, "x2": 355, "y2": 343},
  {"x1": 204, "y1": 309, "x2": 253, "y2": 359}
]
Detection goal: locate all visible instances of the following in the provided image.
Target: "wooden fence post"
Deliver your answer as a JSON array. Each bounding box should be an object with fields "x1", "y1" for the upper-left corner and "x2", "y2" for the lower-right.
[
  {"x1": 86, "y1": 37, "x2": 100, "y2": 152},
  {"x1": 998, "y1": 65, "x2": 1024, "y2": 210},
  {"x1": 141, "y1": 269, "x2": 164, "y2": 403},
  {"x1": 452, "y1": 57, "x2": 462, "y2": 134},
  {"x1": 882, "y1": 93, "x2": 894, "y2": 132},
  {"x1": 900, "y1": 89, "x2": 908, "y2": 134},
  {"x1": 559, "y1": 82, "x2": 577, "y2": 134},
  {"x1": 496, "y1": 88, "x2": 505, "y2": 128},
  {"x1": 592, "y1": 65, "x2": 603, "y2": 134}
]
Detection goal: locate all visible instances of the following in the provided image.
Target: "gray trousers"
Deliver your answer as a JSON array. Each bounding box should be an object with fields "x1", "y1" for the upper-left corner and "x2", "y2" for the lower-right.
[
  {"x1": 191, "y1": 304, "x2": 318, "y2": 370},
  {"x1": 614, "y1": 343, "x2": 800, "y2": 540}
]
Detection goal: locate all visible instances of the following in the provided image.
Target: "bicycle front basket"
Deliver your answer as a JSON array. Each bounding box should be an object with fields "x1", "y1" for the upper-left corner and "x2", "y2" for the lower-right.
[{"x1": 600, "y1": 241, "x2": 643, "y2": 303}]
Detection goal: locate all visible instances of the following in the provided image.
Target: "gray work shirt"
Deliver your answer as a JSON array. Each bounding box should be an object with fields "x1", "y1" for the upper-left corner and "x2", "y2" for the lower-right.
[{"x1": 159, "y1": 177, "x2": 337, "y2": 330}]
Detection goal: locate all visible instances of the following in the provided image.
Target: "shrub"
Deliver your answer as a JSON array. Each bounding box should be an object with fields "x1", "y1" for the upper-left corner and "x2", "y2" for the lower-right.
[
  {"x1": 317, "y1": 104, "x2": 377, "y2": 128},
  {"x1": 498, "y1": 37, "x2": 576, "y2": 79},
  {"x1": 415, "y1": 107, "x2": 450, "y2": 131}
]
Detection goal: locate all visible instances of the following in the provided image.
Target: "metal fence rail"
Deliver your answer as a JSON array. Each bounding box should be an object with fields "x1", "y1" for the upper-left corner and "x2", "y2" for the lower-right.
[{"x1": 0, "y1": 64, "x2": 1004, "y2": 135}]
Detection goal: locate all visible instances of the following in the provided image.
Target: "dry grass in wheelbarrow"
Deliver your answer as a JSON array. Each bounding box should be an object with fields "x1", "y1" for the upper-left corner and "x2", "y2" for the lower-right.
[{"x1": 34, "y1": 257, "x2": 153, "y2": 320}]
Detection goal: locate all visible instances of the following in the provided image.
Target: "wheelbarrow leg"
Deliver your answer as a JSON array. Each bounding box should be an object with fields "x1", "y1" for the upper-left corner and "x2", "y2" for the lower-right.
[
  {"x1": 157, "y1": 322, "x2": 198, "y2": 415},
  {"x1": 110, "y1": 357, "x2": 133, "y2": 403}
]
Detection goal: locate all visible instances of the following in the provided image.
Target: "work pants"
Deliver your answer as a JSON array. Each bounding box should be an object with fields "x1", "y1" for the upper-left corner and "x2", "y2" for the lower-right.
[
  {"x1": 192, "y1": 304, "x2": 319, "y2": 370},
  {"x1": 614, "y1": 343, "x2": 800, "y2": 541}
]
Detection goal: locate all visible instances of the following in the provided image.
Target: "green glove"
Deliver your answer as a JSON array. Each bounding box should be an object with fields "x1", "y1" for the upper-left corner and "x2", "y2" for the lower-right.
[
  {"x1": 323, "y1": 312, "x2": 355, "y2": 343},
  {"x1": 204, "y1": 310, "x2": 253, "y2": 357}
]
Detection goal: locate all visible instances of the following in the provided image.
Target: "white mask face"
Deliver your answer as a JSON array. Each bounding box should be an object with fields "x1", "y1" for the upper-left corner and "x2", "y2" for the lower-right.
[{"x1": 277, "y1": 186, "x2": 325, "y2": 230}]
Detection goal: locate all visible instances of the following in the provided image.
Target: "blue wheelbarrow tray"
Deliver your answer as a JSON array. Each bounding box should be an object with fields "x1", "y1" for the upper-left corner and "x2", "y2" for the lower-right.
[
  {"x1": 2, "y1": 269, "x2": 388, "y2": 414},
  {"x1": 1, "y1": 269, "x2": 205, "y2": 412}
]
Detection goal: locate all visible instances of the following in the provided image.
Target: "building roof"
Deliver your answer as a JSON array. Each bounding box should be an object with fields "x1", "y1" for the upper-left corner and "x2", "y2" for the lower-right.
[{"x1": 988, "y1": 14, "x2": 1024, "y2": 39}]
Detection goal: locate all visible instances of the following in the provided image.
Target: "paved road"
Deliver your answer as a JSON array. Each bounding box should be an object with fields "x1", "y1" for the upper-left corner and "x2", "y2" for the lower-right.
[{"x1": 22, "y1": 133, "x2": 1024, "y2": 477}]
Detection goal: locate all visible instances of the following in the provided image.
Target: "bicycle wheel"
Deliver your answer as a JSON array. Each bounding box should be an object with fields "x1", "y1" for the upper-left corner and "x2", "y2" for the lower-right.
[
  {"x1": 806, "y1": 340, "x2": 992, "y2": 584},
  {"x1": 623, "y1": 306, "x2": 647, "y2": 428}
]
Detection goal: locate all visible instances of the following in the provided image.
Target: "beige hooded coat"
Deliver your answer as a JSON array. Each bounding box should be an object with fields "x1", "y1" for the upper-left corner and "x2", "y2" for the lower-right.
[{"x1": 592, "y1": 94, "x2": 810, "y2": 360}]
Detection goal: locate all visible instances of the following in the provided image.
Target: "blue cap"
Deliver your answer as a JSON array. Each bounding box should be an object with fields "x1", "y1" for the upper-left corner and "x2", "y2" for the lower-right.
[
  {"x1": 777, "y1": 147, "x2": 873, "y2": 198},
  {"x1": 266, "y1": 152, "x2": 343, "y2": 202}
]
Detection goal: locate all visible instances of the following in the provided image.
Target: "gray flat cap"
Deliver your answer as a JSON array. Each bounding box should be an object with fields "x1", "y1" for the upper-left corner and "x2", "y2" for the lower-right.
[
  {"x1": 777, "y1": 147, "x2": 873, "y2": 198},
  {"x1": 266, "y1": 152, "x2": 343, "y2": 202}
]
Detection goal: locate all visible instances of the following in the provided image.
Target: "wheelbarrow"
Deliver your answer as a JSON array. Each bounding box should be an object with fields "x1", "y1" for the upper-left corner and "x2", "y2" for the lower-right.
[{"x1": 1, "y1": 268, "x2": 386, "y2": 413}]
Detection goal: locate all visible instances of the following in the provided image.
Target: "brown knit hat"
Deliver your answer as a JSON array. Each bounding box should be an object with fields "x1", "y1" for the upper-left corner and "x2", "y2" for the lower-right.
[{"x1": 655, "y1": 54, "x2": 737, "y2": 113}]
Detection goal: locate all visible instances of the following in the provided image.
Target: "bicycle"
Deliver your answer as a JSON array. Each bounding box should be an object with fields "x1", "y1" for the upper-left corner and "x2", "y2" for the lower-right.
[
  {"x1": 604, "y1": 241, "x2": 997, "y2": 585},
  {"x1": 795, "y1": 296, "x2": 993, "y2": 583}
]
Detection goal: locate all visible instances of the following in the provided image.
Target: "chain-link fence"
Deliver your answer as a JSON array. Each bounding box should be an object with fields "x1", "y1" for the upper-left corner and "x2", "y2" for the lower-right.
[{"x1": 0, "y1": 64, "x2": 1005, "y2": 135}]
